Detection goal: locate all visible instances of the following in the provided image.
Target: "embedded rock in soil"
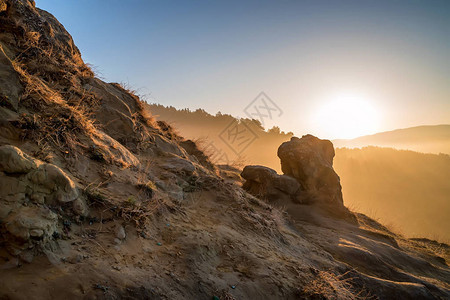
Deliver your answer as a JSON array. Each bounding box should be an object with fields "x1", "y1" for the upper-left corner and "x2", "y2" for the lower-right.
[
  {"x1": 241, "y1": 165, "x2": 301, "y2": 202},
  {"x1": 0, "y1": 145, "x2": 87, "y2": 257},
  {"x1": 0, "y1": 145, "x2": 37, "y2": 173}
]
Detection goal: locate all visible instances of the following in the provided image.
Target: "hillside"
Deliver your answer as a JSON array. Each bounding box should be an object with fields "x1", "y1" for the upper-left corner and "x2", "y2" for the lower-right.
[
  {"x1": 333, "y1": 125, "x2": 450, "y2": 154},
  {"x1": 0, "y1": 1, "x2": 449, "y2": 299},
  {"x1": 335, "y1": 147, "x2": 450, "y2": 242}
]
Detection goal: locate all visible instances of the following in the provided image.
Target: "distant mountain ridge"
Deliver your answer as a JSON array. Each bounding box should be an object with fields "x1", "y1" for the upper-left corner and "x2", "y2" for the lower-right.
[{"x1": 333, "y1": 125, "x2": 450, "y2": 154}]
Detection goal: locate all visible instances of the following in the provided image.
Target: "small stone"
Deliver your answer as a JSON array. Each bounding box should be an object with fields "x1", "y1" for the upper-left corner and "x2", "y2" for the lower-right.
[
  {"x1": 19, "y1": 250, "x2": 34, "y2": 263},
  {"x1": 30, "y1": 193, "x2": 45, "y2": 204},
  {"x1": 29, "y1": 229, "x2": 44, "y2": 238},
  {"x1": 67, "y1": 254, "x2": 82, "y2": 264},
  {"x1": 116, "y1": 225, "x2": 126, "y2": 240},
  {"x1": 73, "y1": 198, "x2": 89, "y2": 216}
]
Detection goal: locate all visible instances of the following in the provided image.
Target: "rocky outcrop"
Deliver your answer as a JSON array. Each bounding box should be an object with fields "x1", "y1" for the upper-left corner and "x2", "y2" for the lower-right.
[
  {"x1": 0, "y1": 145, "x2": 79, "y2": 205},
  {"x1": 0, "y1": 145, "x2": 86, "y2": 256},
  {"x1": 241, "y1": 165, "x2": 300, "y2": 202},
  {"x1": 277, "y1": 135, "x2": 345, "y2": 209},
  {"x1": 241, "y1": 135, "x2": 354, "y2": 219},
  {"x1": 0, "y1": 144, "x2": 37, "y2": 173},
  {"x1": 0, "y1": 0, "x2": 90, "y2": 77},
  {"x1": 3, "y1": 206, "x2": 58, "y2": 255}
]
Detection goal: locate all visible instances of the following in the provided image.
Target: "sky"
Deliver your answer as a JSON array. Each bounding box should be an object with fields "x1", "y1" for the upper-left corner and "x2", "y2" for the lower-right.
[{"x1": 37, "y1": 0, "x2": 450, "y2": 139}]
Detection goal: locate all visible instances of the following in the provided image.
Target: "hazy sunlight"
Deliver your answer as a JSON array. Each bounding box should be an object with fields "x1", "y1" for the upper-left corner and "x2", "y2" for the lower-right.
[{"x1": 312, "y1": 94, "x2": 381, "y2": 139}]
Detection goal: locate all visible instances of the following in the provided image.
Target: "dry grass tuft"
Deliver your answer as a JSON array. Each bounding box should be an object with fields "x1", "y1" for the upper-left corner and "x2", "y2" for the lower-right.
[
  {"x1": 11, "y1": 51, "x2": 100, "y2": 156},
  {"x1": 302, "y1": 270, "x2": 373, "y2": 300},
  {"x1": 118, "y1": 195, "x2": 176, "y2": 232}
]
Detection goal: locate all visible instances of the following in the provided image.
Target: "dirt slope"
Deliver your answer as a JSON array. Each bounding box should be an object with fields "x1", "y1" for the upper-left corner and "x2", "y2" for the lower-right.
[{"x1": 0, "y1": 1, "x2": 449, "y2": 299}]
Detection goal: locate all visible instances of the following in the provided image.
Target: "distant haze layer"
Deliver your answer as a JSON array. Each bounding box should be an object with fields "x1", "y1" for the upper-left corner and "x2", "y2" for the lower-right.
[{"x1": 333, "y1": 125, "x2": 450, "y2": 154}]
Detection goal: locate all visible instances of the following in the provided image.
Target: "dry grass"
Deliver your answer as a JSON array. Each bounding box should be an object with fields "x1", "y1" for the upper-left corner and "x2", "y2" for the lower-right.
[
  {"x1": 11, "y1": 17, "x2": 93, "y2": 79},
  {"x1": 118, "y1": 194, "x2": 178, "y2": 233},
  {"x1": 11, "y1": 40, "x2": 101, "y2": 157},
  {"x1": 7, "y1": 21, "x2": 100, "y2": 157},
  {"x1": 84, "y1": 171, "x2": 174, "y2": 233},
  {"x1": 409, "y1": 238, "x2": 450, "y2": 260},
  {"x1": 135, "y1": 161, "x2": 157, "y2": 199},
  {"x1": 302, "y1": 270, "x2": 374, "y2": 300},
  {"x1": 115, "y1": 82, "x2": 159, "y2": 130}
]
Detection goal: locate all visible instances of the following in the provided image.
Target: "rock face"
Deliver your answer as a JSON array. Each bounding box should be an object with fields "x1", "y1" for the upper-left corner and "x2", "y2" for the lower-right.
[
  {"x1": 0, "y1": 145, "x2": 85, "y2": 255},
  {"x1": 0, "y1": 145, "x2": 79, "y2": 205},
  {"x1": 241, "y1": 135, "x2": 353, "y2": 219},
  {"x1": 0, "y1": 145, "x2": 37, "y2": 173},
  {"x1": 277, "y1": 135, "x2": 344, "y2": 208},
  {"x1": 241, "y1": 165, "x2": 300, "y2": 202}
]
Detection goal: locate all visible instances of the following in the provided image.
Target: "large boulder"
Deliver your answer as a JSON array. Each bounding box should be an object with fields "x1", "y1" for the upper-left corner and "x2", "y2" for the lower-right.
[
  {"x1": 277, "y1": 135, "x2": 343, "y2": 206},
  {"x1": 241, "y1": 165, "x2": 301, "y2": 202}
]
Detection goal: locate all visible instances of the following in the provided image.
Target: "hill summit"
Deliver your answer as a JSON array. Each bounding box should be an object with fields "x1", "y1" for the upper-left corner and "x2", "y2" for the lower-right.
[{"x1": 0, "y1": 1, "x2": 449, "y2": 299}]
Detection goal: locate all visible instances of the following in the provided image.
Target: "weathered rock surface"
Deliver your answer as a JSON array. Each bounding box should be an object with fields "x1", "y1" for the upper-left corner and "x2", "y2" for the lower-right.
[
  {"x1": 4, "y1": 206, "x2": 57, "y2": 244},
  {"x1": 160, "y1": 154, "x2": 197, "y2": 176},
  {"x1": 0, "y1": 145, "x2": 79, "y2": 205},
  {"x1": 0, "y1": 145, "x2": 37, "y2": 173},
  {"x1": 277, "y1": 135, "x2": 345, "y2": 209},
  {"x1": 0, "y1": 145, "x2": 86, "y2": 256},
  {"x1": 241, "y1": 135, "x2": 354, "y2": 219},
  {"x1": 241, "y1": 165, "x2": 300, "y2": 202}
]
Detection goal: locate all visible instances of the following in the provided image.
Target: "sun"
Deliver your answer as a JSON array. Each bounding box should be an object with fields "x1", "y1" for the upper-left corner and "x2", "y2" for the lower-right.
[{"x1": 312, "y1": 93, "x2": 381, "y2": 139}]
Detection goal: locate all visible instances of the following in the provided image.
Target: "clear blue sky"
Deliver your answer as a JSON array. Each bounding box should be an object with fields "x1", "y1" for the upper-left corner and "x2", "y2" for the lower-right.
[{"x1": 37, "y1": 0, "x2": 450, "y2": 139}]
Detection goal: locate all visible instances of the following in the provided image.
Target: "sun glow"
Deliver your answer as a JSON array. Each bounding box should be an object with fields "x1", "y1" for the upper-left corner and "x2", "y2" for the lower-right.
[{"x1": 312, "y1": 93, "x2": 381, "y2": 139}]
